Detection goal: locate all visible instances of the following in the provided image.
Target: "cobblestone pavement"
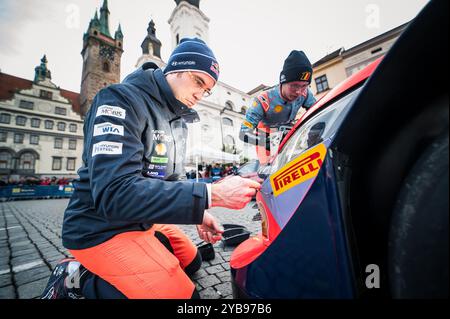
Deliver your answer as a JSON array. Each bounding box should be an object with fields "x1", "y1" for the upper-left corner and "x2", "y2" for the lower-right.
[{"x1": 0, "y1": 199, "x2": 260, "y2": 299}]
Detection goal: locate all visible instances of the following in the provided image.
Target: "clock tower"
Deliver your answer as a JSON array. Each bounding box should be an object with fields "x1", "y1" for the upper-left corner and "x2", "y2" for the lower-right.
[{"x1": 80, "y1": 0, "x2": 123, "y2": 116}]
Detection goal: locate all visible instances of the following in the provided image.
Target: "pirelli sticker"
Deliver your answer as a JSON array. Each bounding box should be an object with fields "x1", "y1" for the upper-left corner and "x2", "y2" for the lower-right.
[{"x1": 270, "y1": 143, "x2": 327, "y2": 197}]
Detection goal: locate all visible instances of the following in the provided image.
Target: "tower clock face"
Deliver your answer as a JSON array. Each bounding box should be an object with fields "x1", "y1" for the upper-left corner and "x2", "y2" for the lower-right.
[{"x1": 99, "y1": 45, "x2": 115, "y2": 61}]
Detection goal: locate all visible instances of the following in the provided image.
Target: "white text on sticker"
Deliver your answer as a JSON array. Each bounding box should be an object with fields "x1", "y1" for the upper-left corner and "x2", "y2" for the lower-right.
[
  {"x1": 92, "y1": 141, "x2": 123, "y2": 156},
  {"x1": 93, "y1": 122, "x2": 124, "y2": 136},
  {"x1": 96, "y1": 105, "x2": 126, "y2": 119}
]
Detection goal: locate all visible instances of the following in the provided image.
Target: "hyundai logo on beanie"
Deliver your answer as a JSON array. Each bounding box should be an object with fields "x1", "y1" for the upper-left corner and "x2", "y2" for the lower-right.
[
  {"x1": 280, "y1": 50, "x2": 313, "y2": 84},
  {"x1": 164, "y1": 38, "x2": 220, "y2": 83}
]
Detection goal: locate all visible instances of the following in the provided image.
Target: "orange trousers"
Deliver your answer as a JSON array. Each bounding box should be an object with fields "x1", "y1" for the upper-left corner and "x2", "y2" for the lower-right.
[{"x1": 69, "y1": 224, "x2": 198, "y2": 299}]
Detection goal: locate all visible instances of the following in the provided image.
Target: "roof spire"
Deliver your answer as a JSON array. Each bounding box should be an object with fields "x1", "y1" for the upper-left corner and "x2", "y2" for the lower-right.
[
  {"x1": 141, "y1": 18, "x2": 162, "y2": 58},
  {"x1": 115, "y1": 23, "x2": 123, "y2": 40},
  {"x1": 99, "y1": 0, "x2": 111, "y2": 37},
  {"x1": 34, "y1": 55, "x2": 52, "y2": 82}
]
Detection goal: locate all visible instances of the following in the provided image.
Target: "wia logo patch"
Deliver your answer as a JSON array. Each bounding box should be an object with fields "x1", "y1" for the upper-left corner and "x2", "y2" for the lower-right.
[{"x1": 93, "y1": 122, "x2": 124, "y2": 136}]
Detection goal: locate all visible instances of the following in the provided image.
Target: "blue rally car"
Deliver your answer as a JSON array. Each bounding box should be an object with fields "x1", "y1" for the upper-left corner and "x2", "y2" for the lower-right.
[{"x1": 230, "y1": 0, "x2": 448, "y2": 299}]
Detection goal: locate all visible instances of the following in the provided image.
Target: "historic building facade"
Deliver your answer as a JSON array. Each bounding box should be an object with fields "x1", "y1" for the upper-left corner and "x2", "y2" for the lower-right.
[
  {"x1": 0, "y1": 56, "x2": 83, "y2": 182},
  {"x1": 311, "y1": 23, "x2": 408, "y2": 99}
]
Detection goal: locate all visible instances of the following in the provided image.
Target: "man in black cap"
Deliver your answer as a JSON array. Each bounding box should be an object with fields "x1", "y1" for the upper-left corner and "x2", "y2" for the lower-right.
[{"x1": 239, "y1": 50, "x2": 317, "y2": 163}]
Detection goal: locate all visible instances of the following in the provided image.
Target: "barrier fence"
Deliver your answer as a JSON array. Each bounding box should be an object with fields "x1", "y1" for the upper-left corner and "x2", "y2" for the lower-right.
[{"x1": 0, "y1": 185, "x2": 74, "y2": 201}]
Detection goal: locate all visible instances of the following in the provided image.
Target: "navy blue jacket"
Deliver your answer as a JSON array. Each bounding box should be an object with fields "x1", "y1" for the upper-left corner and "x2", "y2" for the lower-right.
[{"x1": 62, "y1": 63, "x2": 207, "y2": 250}]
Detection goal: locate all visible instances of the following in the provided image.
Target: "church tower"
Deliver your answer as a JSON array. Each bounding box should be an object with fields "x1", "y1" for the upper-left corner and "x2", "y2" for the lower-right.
[
  {"x1": 135, "y1": 19, "x2": 165, "y2": 69},
  {"x1": 80, "y1": 0, "x2": 123, "y2": 116},
  {"x1": 168, "y1": 0, "x2": 210, "y2": 50}
]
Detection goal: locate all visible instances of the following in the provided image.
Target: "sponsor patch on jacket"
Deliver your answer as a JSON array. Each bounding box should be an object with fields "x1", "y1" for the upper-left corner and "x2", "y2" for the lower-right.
[
  {"x1": 93, "y1": 122, "x2": 124, "y2": 136},
  {"x1": 270, "y1": 143, "x2": 326, "y2": 197},
  {"x1": 152, "y1": 130, "x2": 173, "y2": 143},
  {"x1": 92, "y1": 141, "x2": 123, "y2": 156},
  {"x1": 151, "y1": 156, "x2": 169, "y2": 164},
  {"x1": 274, "y1": 105, "x2": 283, "y2": 113},
  {"x1": 96, "y1": 105, "x2": 126, "y2": 119},
  {"x1": 243, "y1": 120, "x2": 254, "y2": 129},
  {"x1": 154, "y1": 143, "x2": 167, "y2": 156}
]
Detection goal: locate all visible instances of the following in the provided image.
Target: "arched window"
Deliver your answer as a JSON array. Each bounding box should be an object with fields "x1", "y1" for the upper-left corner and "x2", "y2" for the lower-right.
[
  {"x1": 18, "y1": 152, "x2": 36, "y2": 170},
  {"x1": 225, "y1": 101, "x2": 234, "y2": 111},
  {"x1": 224, "y1": 135, "x2": 235, "y2": 146},
  {"x1": 222, "y1": 117, "x2": 233, "y2": 127},
  {"x1": 103, "y1": 61, "x2": 110, "y2": 72},
  {"x1": 241, "y1": 106, "x2": 247, "y2": 114},
  {"x1": 0, "y1": 151, "x2": 13, "y2": 169}
]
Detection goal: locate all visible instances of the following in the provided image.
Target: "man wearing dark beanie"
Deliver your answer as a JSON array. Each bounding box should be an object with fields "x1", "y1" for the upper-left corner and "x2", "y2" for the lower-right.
[
  {"x1": 42, "y1": 37, "x2": 261, "y2": 299},
  {"x1": 239, "y1": 50, "x2": 316, "y2": 163}
]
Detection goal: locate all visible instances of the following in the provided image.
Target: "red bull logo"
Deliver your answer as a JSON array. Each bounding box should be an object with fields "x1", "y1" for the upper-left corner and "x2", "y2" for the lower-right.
[{"x1": 270, "y1": 144, "x2": 326, "y2": 196}]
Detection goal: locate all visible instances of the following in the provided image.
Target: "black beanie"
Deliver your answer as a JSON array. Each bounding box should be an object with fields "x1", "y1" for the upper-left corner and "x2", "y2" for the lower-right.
[{"x1": 280, "y1": 50, "x2": 313, "y2": 84}]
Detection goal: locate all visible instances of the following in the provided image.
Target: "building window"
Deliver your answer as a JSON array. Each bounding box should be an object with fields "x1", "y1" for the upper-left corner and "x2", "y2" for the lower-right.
[
  {"x1": 30, "y1": 134, "x2": 39, "y2": 145},
  {"x1": 0, "y1": 113, "x2": 11, "y2": 124},
  {"x1": 54, "y1": 138, "x2": 63, "y2": 149},
  {"x1": 57, "y1": 122, "x2": 66, "y2": 131},
  {"x1": 40, "y1": 90, "x2": 53, "y2": 100},
  {"x1": 19, "y1": 100, "x2": 34, "y2": 110},
  {"x1": 0, "y1": 131, "x2": 7, "y2": 142},
  {"x1": 45, "y1": 120, "x2": 54, "y2": 129},
  {"x1": 67, "y1": 158, "x2": 76, "y2": 171},
  {"x1": 16, "y1": 116, "x2": 27, "y2": 126},
  {"x1": 55, "y1": 107, "x2": 67, "y2": 115},
  {"x1": 18, "y1": 152, "x2": 36, "y2": 170},
  {"x1": 241, "y1": 106, "x2": 247, "y2": 115},
  {"x1": 223, "y1": 135, "x2": 236, "y2": 154},
  {"x1": 69, "y1": 139, "x2": 77, "y2": 150},
  {"x1": 14, "y1": 133, "x2": 24, "y2": 144},
  {"x1": 31, "y1": 118, "x2": 41, "y2": 128},
  {"x1": 222, "y1": 117, "x2": 234, "y2": 127},
  {"x1": 371, "y1": 47, "x2": 383, "y2": 54},
  {"x1": 315, "y1": 75, "x2": 329, "y2": 94},
  {"x1": 52, "y1": 157, "x2": 62, "y2": 171},
  {"x1": 103, "y1": 62, "x2": 110, "y2": 72},
  {"x1": 69, "y1": 123, "x2": 77, "y2": 132},
  {"x1": 224, "y1": 135, "x2": 235, "y2": 146},
  {"x1": 225, "y1": 101, "x2": 234, "y2": 111},
  {"x1": 0, "y1": 151, "x2": 13, "y2": 169}
]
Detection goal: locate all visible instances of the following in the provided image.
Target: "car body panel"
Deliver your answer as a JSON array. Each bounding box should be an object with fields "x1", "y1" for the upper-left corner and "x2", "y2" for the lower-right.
[
  {"x1": 232, "y1": 152, "x2": 355, "y2": 298},
  {"x1": 231, "y1": 60, "x2": 375, "y2": 299}
]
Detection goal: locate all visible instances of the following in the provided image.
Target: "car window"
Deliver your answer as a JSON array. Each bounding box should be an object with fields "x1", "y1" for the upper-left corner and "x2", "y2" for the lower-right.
[
  {"x1": 239, "y1": 160, "x2": 259, "y2": 174},
  {"x1": 271, "y1": 86, "x2": 363, "y2": 174}
]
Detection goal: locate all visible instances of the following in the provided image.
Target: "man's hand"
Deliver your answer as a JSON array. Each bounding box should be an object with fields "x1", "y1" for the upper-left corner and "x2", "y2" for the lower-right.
[
  {"x1": 211, "y1": 175, "x2": 262, "y2": 210},
  {"x1": 196, "y1": 211, "x2": 223, "y2": 244}
]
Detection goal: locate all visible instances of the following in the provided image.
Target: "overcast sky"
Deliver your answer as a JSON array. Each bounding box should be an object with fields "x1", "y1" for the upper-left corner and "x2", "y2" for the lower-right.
[{"x1": 0, "y1": 0, "x2": 429, "y2": 93}]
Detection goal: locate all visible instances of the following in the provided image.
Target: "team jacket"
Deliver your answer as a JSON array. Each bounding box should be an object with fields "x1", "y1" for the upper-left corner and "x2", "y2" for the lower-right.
[
  {"x1": 239, "y1": 85, "x2": 316, "y2": 145},
  {"x1": 62, "y1": 63, "x2": 207, "y2": 250}
]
